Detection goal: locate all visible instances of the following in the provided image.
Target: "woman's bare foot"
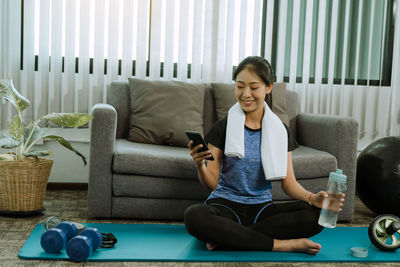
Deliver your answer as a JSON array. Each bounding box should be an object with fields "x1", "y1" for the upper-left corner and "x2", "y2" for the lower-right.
[
  {"x1": 272, "y1": 238, "x2": 321, "y2": 255},
  {"x1": 206, "y1": 242, "x2": 218, "y2": 251}
]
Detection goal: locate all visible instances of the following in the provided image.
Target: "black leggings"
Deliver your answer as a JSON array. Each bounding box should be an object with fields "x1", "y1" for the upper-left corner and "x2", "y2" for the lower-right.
[{"x1": 184, "y1": 198, "x2": 323, "y2": 251}]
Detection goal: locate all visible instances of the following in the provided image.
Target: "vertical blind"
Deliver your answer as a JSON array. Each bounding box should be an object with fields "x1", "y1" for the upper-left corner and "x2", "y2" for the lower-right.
[{"x1": 0, "y1": 0, "x2": 399, "y2": 146}]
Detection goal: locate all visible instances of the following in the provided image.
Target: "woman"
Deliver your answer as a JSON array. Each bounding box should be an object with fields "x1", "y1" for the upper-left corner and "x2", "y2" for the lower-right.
[{"x1": 184, "y1": 56, "x2": 345, "y2": 255}]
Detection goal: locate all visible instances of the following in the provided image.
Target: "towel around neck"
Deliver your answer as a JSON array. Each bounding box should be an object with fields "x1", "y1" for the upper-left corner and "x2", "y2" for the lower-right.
[{"x1": 224, "y1": 102, "x2": 288, "y2": 180}]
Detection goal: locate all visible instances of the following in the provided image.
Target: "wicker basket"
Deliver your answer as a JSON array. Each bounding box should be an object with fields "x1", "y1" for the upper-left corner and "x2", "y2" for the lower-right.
[{"x1": 0, "y1": 158, "x2": 53, "y2": 212}]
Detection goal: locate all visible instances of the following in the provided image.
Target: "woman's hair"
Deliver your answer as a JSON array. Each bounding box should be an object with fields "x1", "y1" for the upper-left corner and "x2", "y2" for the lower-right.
[{"x1": 233, "y1": 56, "x2": 275, "y2": 86}]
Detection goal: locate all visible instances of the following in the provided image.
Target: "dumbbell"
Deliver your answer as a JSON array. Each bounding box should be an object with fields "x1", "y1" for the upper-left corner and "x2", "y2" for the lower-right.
[
  {"x1": 66, "y1": 227, "x2": 103, "y2": 262},
  {"x1": 40, "y1": 222, "x2": 78, "y2": 253},
  {"x1": 368, "y1": 214, "x2": 400, "y2": 251}
]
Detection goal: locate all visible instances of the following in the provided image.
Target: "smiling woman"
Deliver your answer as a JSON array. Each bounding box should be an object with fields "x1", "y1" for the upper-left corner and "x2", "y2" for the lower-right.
[
  {"x1": 235, "y1": 70, "x2": 271, "y2": 116},
  {"x1": 233, "y1": 57, "x2": 274, "y2": 119},
  {"x1": 184, "y1": 56, "x2": 339, "y2": 254}
]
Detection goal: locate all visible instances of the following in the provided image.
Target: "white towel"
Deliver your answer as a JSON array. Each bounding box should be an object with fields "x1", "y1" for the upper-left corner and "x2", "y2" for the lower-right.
[{"x1": 225, "y1": 102, "x2": 288, "y2": 180}]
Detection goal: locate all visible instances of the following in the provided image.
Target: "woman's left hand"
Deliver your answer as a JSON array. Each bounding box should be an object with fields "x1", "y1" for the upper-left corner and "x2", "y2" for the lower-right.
[{"x1": 310, "y1": 191, "x2": 346, "y2": 211}]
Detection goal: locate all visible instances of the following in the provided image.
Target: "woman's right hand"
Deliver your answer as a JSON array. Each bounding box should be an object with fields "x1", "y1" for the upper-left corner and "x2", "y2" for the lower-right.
[{"x1": 188, "y1": 140, "x2": 213, "y2": 169}]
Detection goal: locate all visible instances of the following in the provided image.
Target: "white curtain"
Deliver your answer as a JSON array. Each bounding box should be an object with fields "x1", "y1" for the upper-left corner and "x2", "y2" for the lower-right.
[
  {"x1": 390, "y1": 0, "x2": 400, "y2": 138},
  {"x1": 1, "y1": 0, "x2": 263, "y2": 122},
  {"x1": 1, "y1": 0, "x2": 21, "y2": 131},
  {"x1": 284, "y1": 0, "x2": 400, "y2": 148},
  {"x1": 1, "y1": 0, "x2": 399, "y2": 150}
]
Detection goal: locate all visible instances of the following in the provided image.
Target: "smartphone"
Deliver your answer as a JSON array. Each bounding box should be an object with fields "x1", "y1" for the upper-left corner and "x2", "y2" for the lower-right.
[{"x1": 185, "y1": 131, "x2": 214, "y2": 160}]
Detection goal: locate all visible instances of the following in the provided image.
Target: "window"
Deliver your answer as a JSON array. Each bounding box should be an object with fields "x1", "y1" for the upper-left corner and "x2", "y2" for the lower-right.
[{"x1": 27, "y1": 0, "x2": 394, "y2": 85}]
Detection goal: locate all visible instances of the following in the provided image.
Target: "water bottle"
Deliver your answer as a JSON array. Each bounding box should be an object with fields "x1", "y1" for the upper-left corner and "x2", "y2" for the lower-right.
[{"x1": 318, "y1": 169, "x2": 347, "y2": 228}]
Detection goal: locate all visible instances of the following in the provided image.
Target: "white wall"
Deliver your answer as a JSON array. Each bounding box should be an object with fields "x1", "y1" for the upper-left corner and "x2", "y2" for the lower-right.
[
  {"x1": 38, "y1": 129, "x2": 90, "y2": 183},
  {"x1": 40, "y1": 140, "x2": 90, "y2": 183},
  {"x1": 0, "y1": 129, "x2": 91, "y2": 183}
]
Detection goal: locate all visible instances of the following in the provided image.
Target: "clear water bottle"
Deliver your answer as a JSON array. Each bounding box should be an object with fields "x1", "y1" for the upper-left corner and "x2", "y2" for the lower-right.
[{"x1": 318, "y1": 169, "x2": 347, "y2": 228}]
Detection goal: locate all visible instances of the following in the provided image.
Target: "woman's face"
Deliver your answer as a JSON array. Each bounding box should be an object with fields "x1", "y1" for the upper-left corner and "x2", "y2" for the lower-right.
[{"x1": 235, "y1": 67, "x2": 272, "y2": 114}]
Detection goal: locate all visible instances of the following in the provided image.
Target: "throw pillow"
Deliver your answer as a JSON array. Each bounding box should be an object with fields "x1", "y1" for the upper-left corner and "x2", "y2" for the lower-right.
[
  {"x1": 211, "y1": 82, "x2": 290, "y2": 126},
  {"x1": 211, "y1": 83, "x2": 237, "y2": 121},
  {"x1": 269, "y1": 83, "x2": 290, "y2": 127},
  {"x1": 128, "y1": 78, "x2": 205, "y2": 147}
]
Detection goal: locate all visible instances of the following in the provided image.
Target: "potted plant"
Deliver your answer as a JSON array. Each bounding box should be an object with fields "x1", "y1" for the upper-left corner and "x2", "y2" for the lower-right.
[{"x1": 0, "y1": 78, "x2": 93, "y2": 214}]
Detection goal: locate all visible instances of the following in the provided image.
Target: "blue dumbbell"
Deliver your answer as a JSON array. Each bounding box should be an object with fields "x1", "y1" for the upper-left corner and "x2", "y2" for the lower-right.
[
  {"x1": 40, "y1": 221, "x2": 78, "y2": 253},
  {"x1": 66, "y1": 227, "x2": 103, "y2": 262}
]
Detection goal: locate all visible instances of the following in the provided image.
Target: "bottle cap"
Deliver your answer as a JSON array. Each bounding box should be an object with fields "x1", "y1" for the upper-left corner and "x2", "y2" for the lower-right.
[
  {"x1": 351, "y1": 247, "x2": 368, "y2": 258},
  {"x1": 329, "y1": 169, "x2": 347, "y2": 184}
]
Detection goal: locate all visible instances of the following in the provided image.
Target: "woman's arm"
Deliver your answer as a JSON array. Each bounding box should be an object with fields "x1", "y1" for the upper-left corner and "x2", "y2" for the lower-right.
[
  {"x1": 281, "y1": 152, "x2": 344, "y2": 209},
  {"x1": 281, "y1": 152, "x2": 312, "y2": 203},
  {"x1": 188, "y1": 141, "x2": 222, "y2": 191}
]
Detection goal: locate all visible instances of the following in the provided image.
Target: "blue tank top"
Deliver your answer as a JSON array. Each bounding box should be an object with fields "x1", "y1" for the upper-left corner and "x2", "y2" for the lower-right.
[{"x1": 206, "y1": 127, "x2": 273, "y2": 204}]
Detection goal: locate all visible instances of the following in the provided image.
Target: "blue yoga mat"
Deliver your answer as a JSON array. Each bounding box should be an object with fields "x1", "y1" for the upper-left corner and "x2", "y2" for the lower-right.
[{"x1": 19, "y1": 223, "x2": 400, "y2": 262}]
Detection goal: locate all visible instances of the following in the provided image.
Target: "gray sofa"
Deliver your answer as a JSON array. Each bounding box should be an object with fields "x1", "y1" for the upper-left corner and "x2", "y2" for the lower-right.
[{"x1": 87, "y1": 80, "x2": 358, "y2": 221}]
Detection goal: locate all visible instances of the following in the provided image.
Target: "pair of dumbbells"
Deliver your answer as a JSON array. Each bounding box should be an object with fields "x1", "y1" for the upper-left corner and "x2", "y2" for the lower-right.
[{"x1": 40, "y1": 221, "x2": 102, "y2": 262}]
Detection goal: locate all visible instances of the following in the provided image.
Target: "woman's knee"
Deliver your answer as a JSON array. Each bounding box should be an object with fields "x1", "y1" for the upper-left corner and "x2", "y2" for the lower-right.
[
  {"x1": 310, "y1": 206, "x2": 321, "y2": 219},
  {"x1": 184, "y1": 204, "x2": 208, "y2": 233},
  {"x1": 309, "y1": 206, "x2": 324, "y2": 234}
]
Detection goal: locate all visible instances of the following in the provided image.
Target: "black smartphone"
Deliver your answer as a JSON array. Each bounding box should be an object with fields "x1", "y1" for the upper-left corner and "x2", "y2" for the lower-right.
[{"x1": 185, "y1": 131, "x2": 214, "y2": 161}]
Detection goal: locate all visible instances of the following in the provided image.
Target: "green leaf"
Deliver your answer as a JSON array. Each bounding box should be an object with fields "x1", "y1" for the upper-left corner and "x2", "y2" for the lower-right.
[
  {"x1": 8, "y1": 115, "x2": 24, "y2": 141},
  {"x1": 23, "y1": 123, "x2": 41, "y2": 147},
  {"x1": 43, "y1": 135, "x2": 87, "y2": 166},
  {"x1": 40, "y1": 113, "x2": 93, "y2": 128},
  {"x1": 0, "y1": 79, "x2": 30, "y2": 112},
  {"x1": 23, "y1": 150, "x2": 52, "y2": 157},
  {"x1": 0, "y1": 134, "x2": 22, "y2": 149},
  {"x1": 0, "y1": 153, "x2": 14, "y2": 161}
]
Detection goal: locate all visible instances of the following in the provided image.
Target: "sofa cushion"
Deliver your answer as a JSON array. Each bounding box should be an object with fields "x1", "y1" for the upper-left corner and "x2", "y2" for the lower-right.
[
  {"x1": 270, "y1": 83, "x2": 290, "y2": 126},
  {"x1": 114, "y1": 141, "x2": 336, "y2": 182},
  {"x1": 202, "y1": 84, "x2": 218, "y2": 138},
  {"x1": 113, "y1": 174, "x2": 209, "y2": 200},
  {"x1": 128, "y1": 78, "x2": 205, "y2": 147},
  {"x1": 211, "y1": 83, "x2": 237, "y2": 120},
  {"x1": 271, "y1": 177, "x2": 329, "y2": 200},
  {"x1": 211, "y1": 82, "x2": 290, "y2": 126},
  {"x1": 113, "y1": 139, "x2": 198, "y2": 179},
  {"x1": 286, "y1": 90, "x2": 299, "y2": 138},
  {"x1": 292, "y1": 146, "x2": 338, "y2": 179}
]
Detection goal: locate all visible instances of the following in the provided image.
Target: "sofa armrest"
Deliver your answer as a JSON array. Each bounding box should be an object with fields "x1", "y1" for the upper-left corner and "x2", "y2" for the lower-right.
[
  {"x1": 296, "y1": 113, "x2": 359, "y2": 221},
  {"x1": 87, "y1": 103, "x2": 117, "y2": 218}
]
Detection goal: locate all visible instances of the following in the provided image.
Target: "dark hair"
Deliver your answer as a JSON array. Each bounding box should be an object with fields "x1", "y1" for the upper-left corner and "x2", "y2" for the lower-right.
[{"x1": 233, "y1": 56, "x2": 275, "y2": 86}]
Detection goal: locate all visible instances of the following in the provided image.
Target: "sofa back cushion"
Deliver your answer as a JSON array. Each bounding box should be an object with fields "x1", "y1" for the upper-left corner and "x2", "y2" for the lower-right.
[
  {"x1": 211, "y1": 83, "x2": 237, "y2": 120},
  {"x1": 203, "y1": 84, "x2": 218, "y2": 138},
  {"x1": 128, "y1": 78, "x2": 205, "y2": 147},
  {"x1": 286, "y1": 90, "x2": 299, "y2": 138},
  {"x1": 210, "y1": 82, "x2": 290, "y2": 126}
]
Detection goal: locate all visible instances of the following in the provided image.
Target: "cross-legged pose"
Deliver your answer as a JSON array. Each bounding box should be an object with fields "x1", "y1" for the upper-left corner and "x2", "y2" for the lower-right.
[{"x1": 184, "y1": 56, "x2": 345, "y2": 255}]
